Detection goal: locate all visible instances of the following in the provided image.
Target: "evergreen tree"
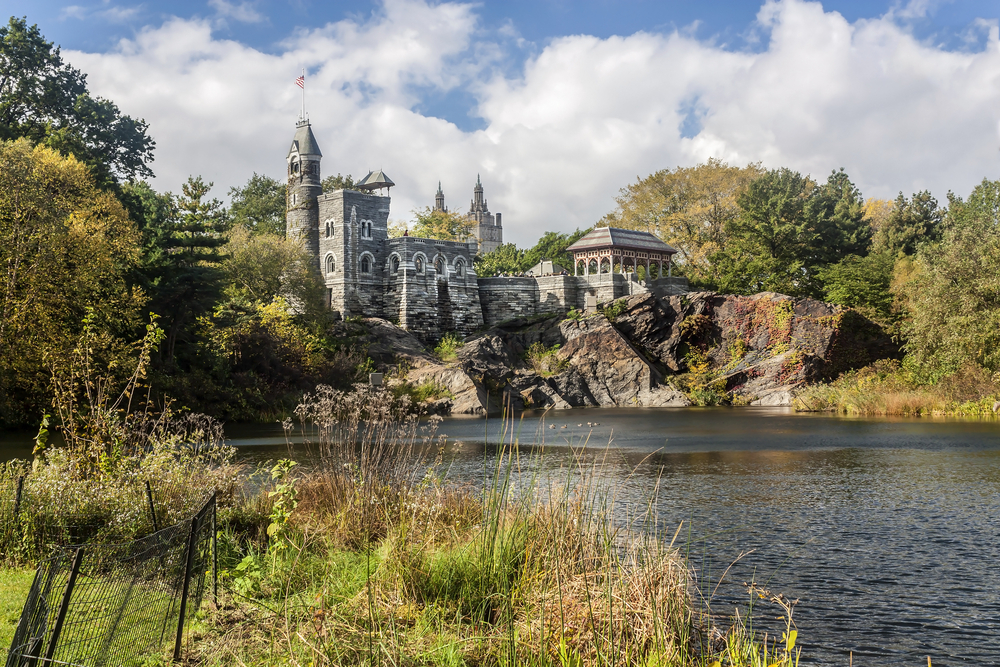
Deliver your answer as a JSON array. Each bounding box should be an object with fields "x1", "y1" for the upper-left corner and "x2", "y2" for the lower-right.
[{"x1": 144, "y1": 177, "x2": 228, "y2": 364}]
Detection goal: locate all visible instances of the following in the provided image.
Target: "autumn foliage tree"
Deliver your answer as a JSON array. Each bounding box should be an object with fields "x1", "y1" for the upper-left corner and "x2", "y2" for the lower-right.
[
  {"x1": 607, "y1": 159, "x2": 763, "y2": 285},
  {"x1": 0, "y1": 139, "x2": 144, "y2": 425}
]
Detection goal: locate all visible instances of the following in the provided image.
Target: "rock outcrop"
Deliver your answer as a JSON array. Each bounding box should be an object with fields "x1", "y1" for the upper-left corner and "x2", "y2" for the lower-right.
[{"x1": 363, "y1": 291, "x2": 896, "y2": 414}]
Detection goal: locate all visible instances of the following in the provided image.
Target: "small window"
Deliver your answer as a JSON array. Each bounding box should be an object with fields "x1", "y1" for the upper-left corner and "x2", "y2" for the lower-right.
[
  {"x1": 361, "y1": 256, "x2": 371, "y2": 274},
  {"x1": 435, "y1": 258, "x2": 445, "y2": 275},
  {"x1": 325, "y1": 254, "x2": 335, "y2": 274},
  {"x1": 291, "y1": 193, "x2": 297, "y2": 206},
  {"x1": 415, "y1": 256, "x2": 424, "y2": 273},
  {"x1": 325, "y1": 221, "x2": 331, "y2": 238},
  {"x1": 455, "y1": 261, "x2": 465, "y2": 277},
  {"x1": 392, "y1": 256, "x2": 400, "y2": 273}
]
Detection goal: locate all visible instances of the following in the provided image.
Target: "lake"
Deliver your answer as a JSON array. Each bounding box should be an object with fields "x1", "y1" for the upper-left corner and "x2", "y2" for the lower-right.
[{"x1": 4, "y1": 407, "x2": 999, "y2": 665}]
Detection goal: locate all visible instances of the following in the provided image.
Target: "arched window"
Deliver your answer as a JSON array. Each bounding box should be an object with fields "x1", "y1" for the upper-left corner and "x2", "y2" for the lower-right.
[
  {"x1": 361, "y1": 256, "x2": 371, "y2": 274},
  {"x1": 325, "y1": 254, "x2": 335, "y2": 274},
  {"x1": 391, "y1": 256, "x2": 400, "y2": 273},
  {"x1": 588, "y1": 259, "x2": 598, "y2": 274},
  {"x1": 455, "y1": 260, "x2": 465, "y2": 277},
  {"x1": 600, "y1": 258, "x2": 611, "y2": 274},
  {"x1": 325, "y1": 221, "x2": 331, "y2": 238},
  {"x1": 435, "y1": 257, "x2": 445, "y2": 275},
  {"x1": 415, "y1": 256, "x2": 424, "y2": 274},
  {"x1": 577, "y1": 260, "x2": 585, "y2": 275}
]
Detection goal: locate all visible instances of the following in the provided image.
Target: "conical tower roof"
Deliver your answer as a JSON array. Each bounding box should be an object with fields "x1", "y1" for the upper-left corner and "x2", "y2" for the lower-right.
[
  {"x1": 287, "y1": 120, "x2": 322, "y2": 157},
  {"x1": 356, "y1": 169, "x2": 395, "y2": 191}
]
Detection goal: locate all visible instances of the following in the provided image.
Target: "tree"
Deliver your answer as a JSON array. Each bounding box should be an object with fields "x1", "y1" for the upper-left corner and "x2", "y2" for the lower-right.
[
  {"x1": 221, "y1": 225, "x2": 326, "y2": 320},
  {"x1": 474, "y1": 243, "x2": 526, "y2": 276},
  {"x1": 0, "y1": 138, "x2": 144, "y2": 425},
  {"x1": 803, "y1": 169, "x2": 870, "y2": 265},
  {"x1": 522, "y1": 229, "x2": 589, "y2": 271},
  {"x1": 896, "y1": 180, "x2": 1000, "y2": 378},
  {"x1": 0, "y1": 17, "x2": 154, "y2": 186},
  {"x1": 322, "y1": 173, "x2": 355, "y2": 192},
  {"x1": 409, "y1": 207, "x2": 474, "y2": 242},
  {"x1": 712, "y1": 168, "x2": 815, "y2": 295},
  {"x1": 228, "y1": 173, "x2": 286, "y2": 236},
  {"x1": 712, "y1": 168, "x2": 871, "y2": 297},
  {"x1": 608, "y1": 159, "x2": 764, "y2": 285},
  {"x1": 871, "y1": 191, "x2": 943, "y2": 256},
  {"x1": 144, "y1": 177, "x2": 228, "y2": 364},
  {"x1": 818, "y1": 252, "x2": 897, "y2": 329}
]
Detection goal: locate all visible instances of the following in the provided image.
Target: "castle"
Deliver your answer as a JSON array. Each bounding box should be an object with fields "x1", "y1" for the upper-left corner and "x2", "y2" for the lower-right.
[{"x1": 286, "y1": 119, "x2": 688, "y2": 342}]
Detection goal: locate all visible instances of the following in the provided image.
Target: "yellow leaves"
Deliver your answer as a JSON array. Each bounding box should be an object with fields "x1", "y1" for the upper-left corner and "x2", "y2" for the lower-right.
[{"x1": 609, "y1": 159, "x2": 764, "y2": 282}]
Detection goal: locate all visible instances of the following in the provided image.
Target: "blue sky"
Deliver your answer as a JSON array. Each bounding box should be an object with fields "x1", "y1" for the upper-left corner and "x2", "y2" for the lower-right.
[{"x1": 5, "y1": 0, "x2": 1000, "y2": 244}]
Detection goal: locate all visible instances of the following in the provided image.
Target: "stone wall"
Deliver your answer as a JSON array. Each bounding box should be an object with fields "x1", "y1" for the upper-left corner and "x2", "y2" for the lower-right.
[
  {"x1": 476, "y1": 277, "x2": 537, "y2": 325},
  {"x1": 385, "y1": 236, "x2": 482, "y2": 342},
  {"x1": 478, "y1": 274, "x2": 690, "y2": 327}
]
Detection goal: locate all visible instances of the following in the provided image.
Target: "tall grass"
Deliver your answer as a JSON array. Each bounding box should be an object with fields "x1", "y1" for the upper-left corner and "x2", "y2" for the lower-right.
[
  {"x1": 189, "y1": 389, "x2": 796, "y2": 667},
  {"x1": 796, "y1": 359, "x2": 1000, "y2": 417}
]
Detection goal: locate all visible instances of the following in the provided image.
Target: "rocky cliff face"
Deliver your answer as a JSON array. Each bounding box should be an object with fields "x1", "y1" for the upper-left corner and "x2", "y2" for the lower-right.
[{"x1": 366, "y1": 291, "x2": 896, "y2": 414}]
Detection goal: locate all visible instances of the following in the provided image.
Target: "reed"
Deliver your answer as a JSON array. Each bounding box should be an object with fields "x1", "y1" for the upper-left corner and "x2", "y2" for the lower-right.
[{"x1": 188, "y1": 388, "x2": 795, "y2": 666}]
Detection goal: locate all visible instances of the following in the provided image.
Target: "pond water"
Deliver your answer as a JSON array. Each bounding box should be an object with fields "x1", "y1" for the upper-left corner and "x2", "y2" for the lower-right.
[{"x1": 3, "y1": 408, "x2": 999, "y2": 665}]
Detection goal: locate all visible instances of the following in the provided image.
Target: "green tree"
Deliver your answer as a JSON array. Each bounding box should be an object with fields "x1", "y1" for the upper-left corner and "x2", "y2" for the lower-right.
[
  {"x1": 522, "y1": 229, "x2": 589, "y2": 271},
  {"x1": 818, "y1": 252, "x2": 897, "y2": 329},
  {"x1": 221, "y1": 225, "x2": 326, "y2": 320},
  {"x1": 712, "y1": 168, "x2": 870, "y2": 296},
  {"x1": 322, "y1": 173, "x2": 355, "y2": 192},
  {"x1": 0, "y1": 138, "x2": 144, "y2": 425},
  {"x1": 896, "y1": 180, "x2": 1000, "y2": 378},
  {"x1": 409, "y1": 206, "x2": 474, "y2": 242},
  {"x1": 474, "y1": 243, "x2": 526, "y2": 276},
  {"x1": 712, "y1": 168, "x2": 815, "y2": 295},
  {"x1": 228, "y1": 173, "x2": 286, "y2": 236},
  {"x1": 0, "y1": 17, "x2": 154, "y2": 186},
  {"x1": 804, "y1": 169, "x2": 870, "y2": 265},
  {"x1": 871, "y1": 191, "x2": 943, "y2": 256},
  {"x1": 144, "y1": 177, "x2": 228, "y2": 364}
]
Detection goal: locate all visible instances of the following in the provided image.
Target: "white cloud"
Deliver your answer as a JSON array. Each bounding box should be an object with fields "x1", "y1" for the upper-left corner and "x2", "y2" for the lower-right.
[
  {"x1": 208, "y1": 0, "x2": 265, "y2": 25},
  {"x1": 65, "y1": 0, "x2": 1000, "y2": 246}
]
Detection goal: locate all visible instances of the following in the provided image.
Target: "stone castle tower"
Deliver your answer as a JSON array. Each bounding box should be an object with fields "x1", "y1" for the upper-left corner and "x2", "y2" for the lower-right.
[{"x1": 286, "y1": 120, "x2": 323, "y2": 268}]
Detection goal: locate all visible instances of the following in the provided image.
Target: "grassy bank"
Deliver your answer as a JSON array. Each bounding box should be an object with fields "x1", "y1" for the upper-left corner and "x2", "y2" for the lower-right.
[
  {"x1": 795, "y1": 360, "x2": 1000, "y2": 417},
  {"x1": 2, "y1": 384, "x2": 799, "y2": 666}
]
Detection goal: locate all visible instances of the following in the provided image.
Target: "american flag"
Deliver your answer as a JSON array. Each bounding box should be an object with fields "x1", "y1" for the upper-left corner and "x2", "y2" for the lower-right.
[{"x1": 295, "y1": 75, "x2": 305, "y2": 88}]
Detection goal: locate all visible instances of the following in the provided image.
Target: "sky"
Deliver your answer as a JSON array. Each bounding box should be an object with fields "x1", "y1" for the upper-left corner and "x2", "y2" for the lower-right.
[{"x1": 5, "y1": 0, "x2": 1000, "y2": 245}]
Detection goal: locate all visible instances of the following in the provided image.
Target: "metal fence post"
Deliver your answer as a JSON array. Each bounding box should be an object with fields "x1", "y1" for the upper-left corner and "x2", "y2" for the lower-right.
[
  {"x1": 44, "y1": 547, "x2": 84, "y2": 665},
  {"x1": 145, "y1": 480, "x2": 159, "y2": 533},
  {"x1": 211, "y1": 495, "x2": 218, "y2": 602},
  {"x1": 173, "y1": 514, "x2": 200, "y2": 661},
  {"x1": 13, "y1": 475, "x2": 25, "y2": 518}
]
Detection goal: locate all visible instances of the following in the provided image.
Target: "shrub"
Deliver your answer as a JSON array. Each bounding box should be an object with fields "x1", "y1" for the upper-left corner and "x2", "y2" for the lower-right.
[
  {"x1": 433, "y1": 332, "x2": 464, "y2": 362},
  {"x1": 525, "y1": 341, "x2": 568, "y2": 376}
]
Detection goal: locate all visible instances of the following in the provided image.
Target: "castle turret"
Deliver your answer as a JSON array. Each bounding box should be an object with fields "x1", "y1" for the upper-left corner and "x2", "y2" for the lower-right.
[
  {"x1": 286, "y1": 120, "x2": 322, "y2": 265},
  {"x1": 434, "y1": 181, "x2": 446, "y2": 212}
]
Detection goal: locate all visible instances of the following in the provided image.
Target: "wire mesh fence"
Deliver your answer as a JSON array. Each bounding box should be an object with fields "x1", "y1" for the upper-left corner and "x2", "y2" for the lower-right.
[{"x1": 5, "y1": 493, "x2": 217, "y2": 667}]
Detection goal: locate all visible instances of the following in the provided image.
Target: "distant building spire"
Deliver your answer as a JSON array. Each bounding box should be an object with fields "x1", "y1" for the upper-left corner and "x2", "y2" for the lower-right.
[{"x1": 434, "y1": 181, "x2": 446, "y2": 212}]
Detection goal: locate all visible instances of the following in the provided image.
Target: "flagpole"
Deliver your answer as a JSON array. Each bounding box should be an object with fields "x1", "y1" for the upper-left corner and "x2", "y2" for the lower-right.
[{"x1": 301, "y1": 68, "x2": 305, "y2": 120}]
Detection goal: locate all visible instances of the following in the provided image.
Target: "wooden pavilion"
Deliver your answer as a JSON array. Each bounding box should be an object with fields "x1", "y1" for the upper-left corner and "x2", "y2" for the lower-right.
[{"x1": 566, "y1": 227, "x2": 677, "y2": 278}]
